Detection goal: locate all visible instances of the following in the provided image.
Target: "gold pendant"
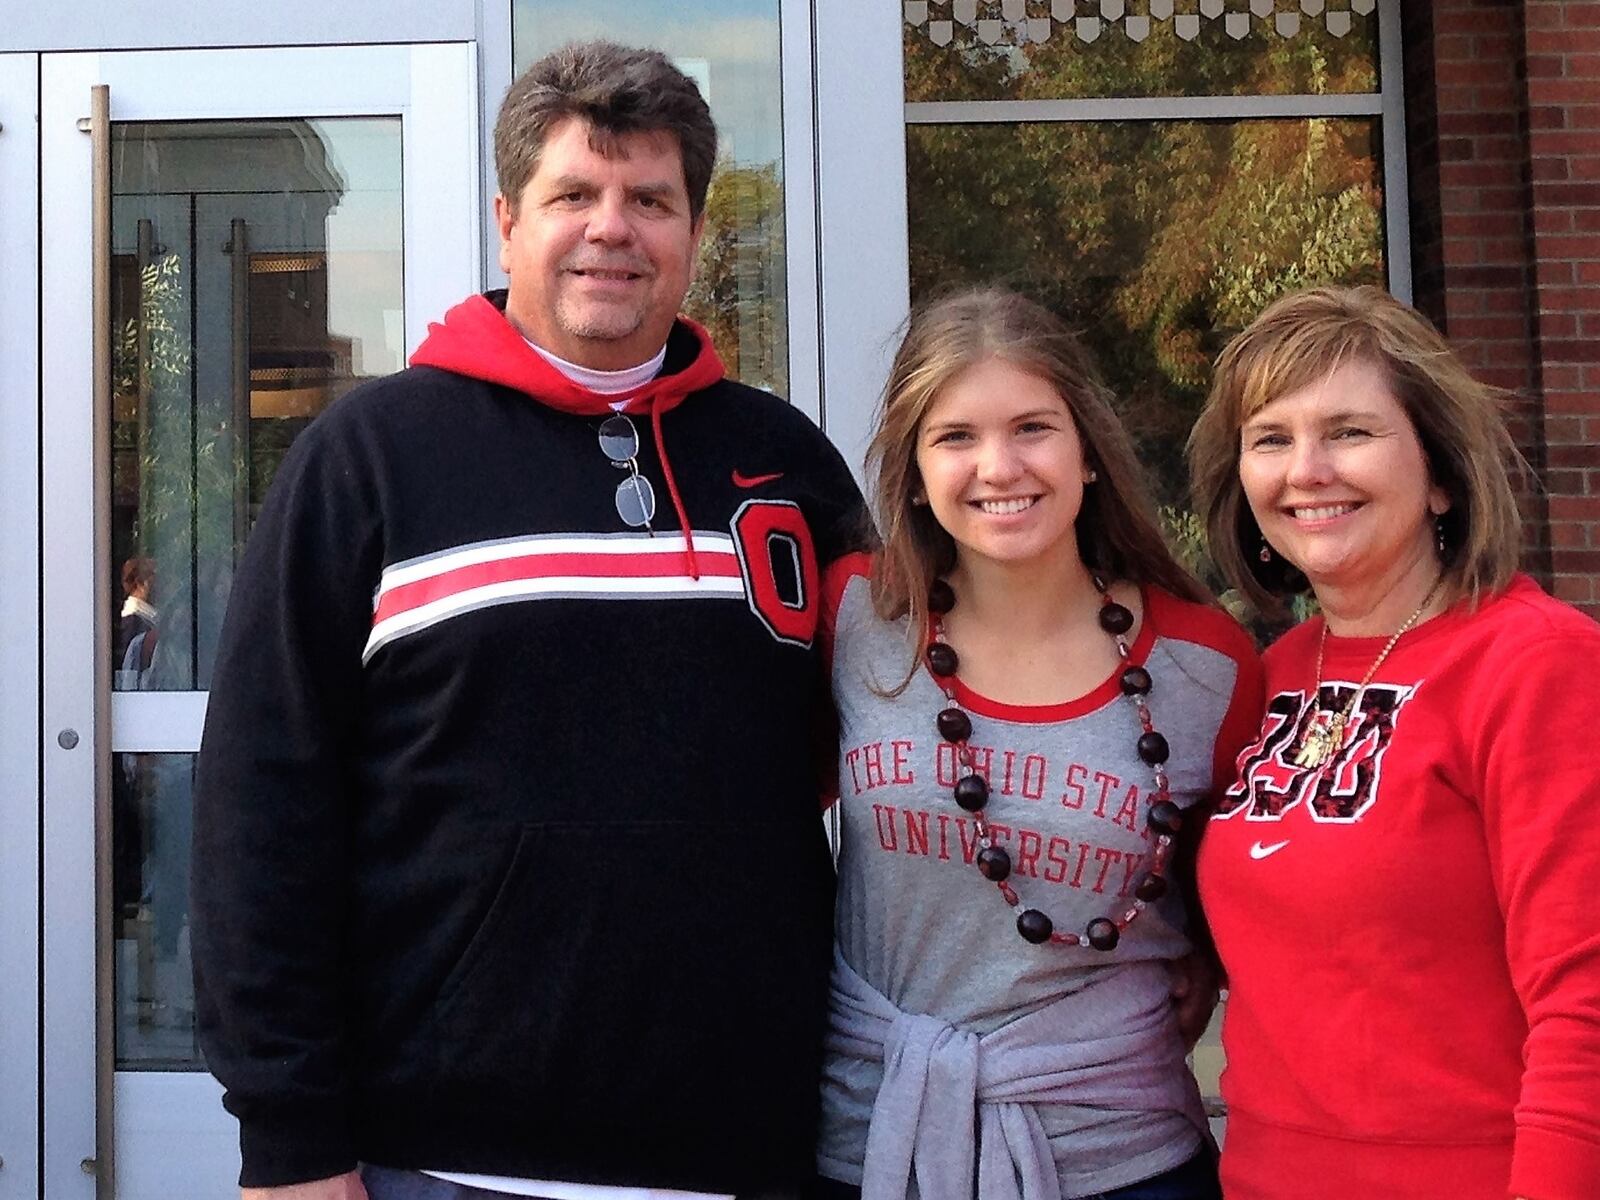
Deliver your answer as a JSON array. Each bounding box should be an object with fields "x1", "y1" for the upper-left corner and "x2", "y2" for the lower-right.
[{"x1": 1293, "y1": 712, "x2": 1346, "y2": 769}]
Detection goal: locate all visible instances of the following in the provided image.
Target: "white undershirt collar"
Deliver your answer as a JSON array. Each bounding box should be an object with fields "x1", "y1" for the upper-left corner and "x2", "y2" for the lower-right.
[{"x1": 525, "y1": 338, "x2": 668, "y2": 409}]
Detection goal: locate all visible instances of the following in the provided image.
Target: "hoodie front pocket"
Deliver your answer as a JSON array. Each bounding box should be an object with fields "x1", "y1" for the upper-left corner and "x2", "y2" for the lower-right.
[
  {"x1": 429, "y1": 822, "x2": 540, "y2": 1014},
  {"x1": 418, "y1": 817, "x2": 833, "y2": 1106}
]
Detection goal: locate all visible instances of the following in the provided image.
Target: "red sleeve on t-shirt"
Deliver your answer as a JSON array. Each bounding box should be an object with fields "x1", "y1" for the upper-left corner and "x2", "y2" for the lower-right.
[
  {"x1": 1142, "y1": 589, "x2": 1265, "y2": 800},
  {"x1": 816, "y1": 551, "x2": 873, "y2": 811},
  {"x1": 819, "y1": 550, "x2": 874, "y2": 679}
]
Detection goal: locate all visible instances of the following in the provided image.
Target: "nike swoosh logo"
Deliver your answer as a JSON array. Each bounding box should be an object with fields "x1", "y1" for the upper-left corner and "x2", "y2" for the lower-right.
[
  {"x1": 1249, "y1": 839, "x2": 1291, "y2": 860},
  {"x1": 731, "y1": 470, "x2": 784, "y2": 488}
]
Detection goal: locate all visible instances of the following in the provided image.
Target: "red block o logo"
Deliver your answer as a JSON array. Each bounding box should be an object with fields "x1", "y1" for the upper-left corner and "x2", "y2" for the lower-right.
[{"x1": 731, "y1": 499, "x2": 819, "y2": 647}]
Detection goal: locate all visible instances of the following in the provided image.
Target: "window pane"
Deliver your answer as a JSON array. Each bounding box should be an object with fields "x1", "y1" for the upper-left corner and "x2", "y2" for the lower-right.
[
  {"x1": 114, "y1": 754, "x2": 200, "y2": 1069},
  {"x1": 512, "y1": 0, "x2": 789, "y2": 394},
  {"x1": 110, "y1": 119, "x2": 404, "y2": 692},
  {"x1": 904, "y1": 1, "x2": 1380, "y2": 102},
  {"x1": 907, "y1": 117, "x2": 1386, "y2": 519}
]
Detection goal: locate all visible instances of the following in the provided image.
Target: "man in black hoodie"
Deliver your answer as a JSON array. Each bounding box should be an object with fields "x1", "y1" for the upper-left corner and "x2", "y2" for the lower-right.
[{"x1": 192, "y1": 42, "x2": 864, "y2": 1200}]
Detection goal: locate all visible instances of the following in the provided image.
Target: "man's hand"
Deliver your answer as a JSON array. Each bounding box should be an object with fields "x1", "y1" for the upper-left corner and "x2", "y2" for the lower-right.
[
  {"x1": 243, "y1": 1170, "x2": 367, "y2": 1200},
  {"x1": 1166, "y1": 952, "x2": 1223, "y2": 1051}
]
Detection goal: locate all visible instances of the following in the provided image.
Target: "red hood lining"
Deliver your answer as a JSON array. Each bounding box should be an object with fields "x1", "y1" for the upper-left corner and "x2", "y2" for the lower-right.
[{"x1": 409, "y1": 291, "x2": 728, "y2": 578}]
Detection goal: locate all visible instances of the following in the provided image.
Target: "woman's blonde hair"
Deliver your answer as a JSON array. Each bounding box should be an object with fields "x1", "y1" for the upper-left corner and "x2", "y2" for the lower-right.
[
  {"x1": 1188, "y1": 284, "x2": 1525, "y2": 616},
  {"x1": 869, "y1": 288, "x2": 1207, "y2": 691}
]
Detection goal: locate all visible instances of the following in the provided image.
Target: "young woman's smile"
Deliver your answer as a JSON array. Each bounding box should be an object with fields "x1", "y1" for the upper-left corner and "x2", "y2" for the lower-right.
[{"x1": 915, "y1": 357, "x2": 1093, "y2": 573}]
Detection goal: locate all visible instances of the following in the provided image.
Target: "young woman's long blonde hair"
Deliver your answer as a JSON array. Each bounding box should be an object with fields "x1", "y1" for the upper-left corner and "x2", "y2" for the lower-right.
[{"x1": 869, "y1": 288, "x2": 1208, "y2": 692}]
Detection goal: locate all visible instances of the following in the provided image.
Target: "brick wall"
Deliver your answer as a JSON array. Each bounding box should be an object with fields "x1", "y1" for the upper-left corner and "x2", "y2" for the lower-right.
[
  {"x1": 1523, "y1": 1, "x2": 1600, "y2": 613},
  {"x1": 1405, "y1": 0, "x2": 1600, "y2": 617}
]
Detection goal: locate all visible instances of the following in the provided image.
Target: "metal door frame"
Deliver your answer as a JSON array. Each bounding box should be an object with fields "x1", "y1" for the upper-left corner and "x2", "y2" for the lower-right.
[
  {"x1": 39, "y1": 43, "x2": 481, "y2": 1198},
  {"x1": 0, "y1": 49, "x2": 43, "y2": 1200}
]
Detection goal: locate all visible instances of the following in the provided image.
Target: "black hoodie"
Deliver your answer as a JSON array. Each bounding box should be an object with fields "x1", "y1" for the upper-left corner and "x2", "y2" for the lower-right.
[{"x1": 191, "y1": 292, "x2": 868, "y2": 1190}]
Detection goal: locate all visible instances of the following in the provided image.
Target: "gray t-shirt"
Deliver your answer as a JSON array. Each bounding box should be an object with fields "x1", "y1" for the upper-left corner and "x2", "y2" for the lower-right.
[{"x1": 819, "y1": 571, "x2": 1257, "y2": 1198}]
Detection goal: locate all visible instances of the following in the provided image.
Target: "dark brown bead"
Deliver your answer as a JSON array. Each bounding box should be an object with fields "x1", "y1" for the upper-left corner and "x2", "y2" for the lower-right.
[
  {"x1": 928, "y1": 579, "x2": 956, "y2": 614},
  {"x1": 1134, "y1": 873, "x2": 1168, "y2": 901},
  {"x1": 954, "y1": 773, "x2": 989, "y2": 812},
  {"x1": 1119, "y1": 666, "x2": 1152, "y2": 696},
  {"x1": 926, "y1": 642, "x2": 958, "y2": 677},
  {"x1": 977, "y1": 845, "x2": 1011, "y2": 881},
  {"x1": 1086, "y1": 917, "x2": 1120, "y2": 951},
  {"x1": 1098, "y1": 602, "x2": 1134, "y2": 636},
  {"x1": 1017, "y1": 909, "x2": 1053, "y2": 944},
  {"x1": 1136, "y1": 731, "x2": 1170, "y2": 765},
  {"x1": 937, "y1": 707, "x2": 972, "y2": 743},
  {"x1": 1146, "y1": 799, "x2": 1184, "y2": 835}
]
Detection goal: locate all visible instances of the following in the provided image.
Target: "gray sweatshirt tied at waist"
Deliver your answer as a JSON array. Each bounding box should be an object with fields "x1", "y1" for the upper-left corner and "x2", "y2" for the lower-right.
[{"x1": 821, "y1": 951, "x2": 1209, "y2": 1200}]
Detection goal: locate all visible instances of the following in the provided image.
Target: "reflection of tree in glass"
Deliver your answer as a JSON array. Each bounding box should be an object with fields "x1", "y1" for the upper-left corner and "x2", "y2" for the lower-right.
[
  {"x1": 112, "y1": 252, "x2": 236, "y2": 690},
  {"x1": 903, "y1": 5, "x2": 1377, "y2": 102},
  {"x1": 906, "y1": 29, "x2": 1384, "y2": 620},
  {"x1": 113, "y1": 252, "x2": 207, "y2": 605},
  {"x1": 685, "y1": 161, "x2": 788, "y2": 397},
  {"x1": 908, "y1": 113, "x2": 1383, "y2": 508},
  {"x1": 114, "y1": 255, "x2": 191, "y2": 398}
]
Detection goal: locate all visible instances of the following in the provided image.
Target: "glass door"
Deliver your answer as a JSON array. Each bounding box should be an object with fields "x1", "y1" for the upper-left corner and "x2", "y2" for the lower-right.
[
  {"x1": 0, "y1": 51, "x2": 42, "y2": 1200},
  {"x1": 40, "y1": 45, "x2": 479, "y2": 1199}
]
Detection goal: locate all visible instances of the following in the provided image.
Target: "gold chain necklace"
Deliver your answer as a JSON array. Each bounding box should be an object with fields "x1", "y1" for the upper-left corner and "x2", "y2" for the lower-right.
[{"x1": 1293, "y1": 576, "x2": 1446, "y2": 769}]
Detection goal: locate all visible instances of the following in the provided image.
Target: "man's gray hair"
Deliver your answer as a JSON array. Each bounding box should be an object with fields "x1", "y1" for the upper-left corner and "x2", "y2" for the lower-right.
[{"x1": 495, "y1": 41, "x2": 718, "y2": 223}]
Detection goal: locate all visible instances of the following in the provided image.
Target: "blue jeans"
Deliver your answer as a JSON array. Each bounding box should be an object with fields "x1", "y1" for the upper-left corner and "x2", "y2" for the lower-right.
[
  {"x1": 1084, "y1": 1149, "x2": 1221, "y2": 1200},
  {"x1": 361, "y1": 1165, "x2": 805, "y2": 1200},
  {"x1": 811, "y1": 1147, "x2": 1219, "y2": 1200},
  {"x1": 361, "y1": 1166, "x2": 519, "y2": 1199}
]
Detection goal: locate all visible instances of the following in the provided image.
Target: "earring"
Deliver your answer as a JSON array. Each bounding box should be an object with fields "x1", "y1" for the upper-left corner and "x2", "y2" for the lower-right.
[
  {"x1": 1436, "y1": 515, "x2": 1447, "y2": 556},
  {"x1": 1084, "y1": 469, "x2": 1098, "y2": 483},
  {"x1": 911, "y1": 494, "x2": 928, "y2": 507},
  {"x1": 1259, "y1": 539, "x2": 1273, "y2": 564}
]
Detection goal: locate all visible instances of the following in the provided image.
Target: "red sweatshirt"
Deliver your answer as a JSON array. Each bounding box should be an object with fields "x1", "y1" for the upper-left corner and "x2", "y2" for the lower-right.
[{"x1": 1199, "y1": 575, "x2": 1600, "y2": 1200}]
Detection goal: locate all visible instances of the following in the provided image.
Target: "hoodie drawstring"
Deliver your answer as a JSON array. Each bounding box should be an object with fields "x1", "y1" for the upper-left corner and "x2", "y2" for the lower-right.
[
  {"x1": 649, "y1": 401, "x2": 699, "y2": 581},
  {"x1": 409, "y1": 295, "x2": 727, "y2": 584}
]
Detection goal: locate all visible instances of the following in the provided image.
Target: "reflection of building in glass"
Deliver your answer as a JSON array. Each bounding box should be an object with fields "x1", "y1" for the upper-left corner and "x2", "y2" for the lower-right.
[
  {"x1": 104, "y1": 116, "x2": 404, "y2": 1074},
  {"x1": 108, "y1": 118, "x2": 402, "y2": 696},
  {"x1": 245, "y1": 250, "x2": 360, "y2": 520}
]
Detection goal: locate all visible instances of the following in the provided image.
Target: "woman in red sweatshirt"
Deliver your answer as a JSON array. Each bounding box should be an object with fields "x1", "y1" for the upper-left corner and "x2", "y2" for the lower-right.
[{"x1": 1187, "y1": 284, "x2": 1600, "y2": 1200}]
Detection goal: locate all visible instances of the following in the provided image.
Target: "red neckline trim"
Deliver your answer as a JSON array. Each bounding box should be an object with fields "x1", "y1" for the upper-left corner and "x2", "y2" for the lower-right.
[
  {"x1": 929, "y1": 584, "x2": 1158, "y2": 724},
  {"x1": 1309, "y1": 576, "x2": 1540, "y2": 664}
]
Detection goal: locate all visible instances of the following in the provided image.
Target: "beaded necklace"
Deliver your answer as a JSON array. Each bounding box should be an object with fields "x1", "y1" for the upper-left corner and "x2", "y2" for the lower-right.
[{"x1": 925, "y1": 574, "x2": 1184, "y2": 949}]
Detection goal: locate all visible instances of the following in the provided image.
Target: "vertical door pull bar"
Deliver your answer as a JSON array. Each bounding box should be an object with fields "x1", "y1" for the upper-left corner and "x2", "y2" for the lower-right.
[
  {"x1": 88, "y1": 82, "x2": 117, "y2": 1200},
  {"x1": 230, "y1": 218, "x2": 251, "y2": 557}
]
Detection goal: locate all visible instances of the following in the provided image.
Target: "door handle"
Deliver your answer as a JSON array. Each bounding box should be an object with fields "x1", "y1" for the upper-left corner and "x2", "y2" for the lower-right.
[
  {"x1": 87, "y1": 81, "x2": 118, "y2": 1200},
  {"x1": 229, "y1": 218, "x2": 251, "y2": 558}
]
